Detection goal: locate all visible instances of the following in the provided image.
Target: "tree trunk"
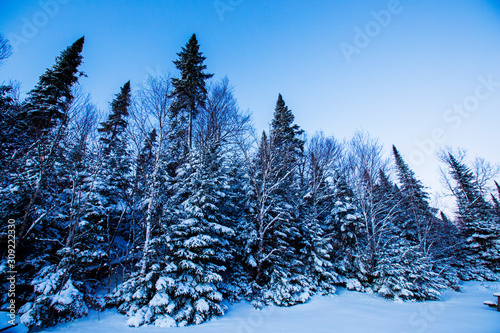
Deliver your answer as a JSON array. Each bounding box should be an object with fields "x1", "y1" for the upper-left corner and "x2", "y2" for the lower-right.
[{"x1": 140, "y1": 134, "x2": 162, "y2": 277}]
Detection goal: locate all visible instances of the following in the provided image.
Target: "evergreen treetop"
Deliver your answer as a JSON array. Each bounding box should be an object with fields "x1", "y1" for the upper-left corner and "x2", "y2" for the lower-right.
[
  {"x1": 392, "y1": 146, "x2": 439, "y2": 248},
  {"x1": 447, "y1": 153, "x2": 488, "y2": 216},
  {"x1": 270, "y1": 93, "x2": 304, "y2": 152},
  {"x1": 98, "y1": 80, "x2": 131, "y2": 153},
  {"x1": 23, "y1": 36, "x2": 85, "y2": 133},
  {"x1": 171, "y1": 33, "x2": 213, "y2": 150},
  {"x1": 392, "y1": 145, "x2": 429, "y2": 207}
]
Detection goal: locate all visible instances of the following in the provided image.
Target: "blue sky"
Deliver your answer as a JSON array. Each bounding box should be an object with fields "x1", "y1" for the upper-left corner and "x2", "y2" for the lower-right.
[{"x1": 1, "y1": 0, "x2": 500, "y2": 208}]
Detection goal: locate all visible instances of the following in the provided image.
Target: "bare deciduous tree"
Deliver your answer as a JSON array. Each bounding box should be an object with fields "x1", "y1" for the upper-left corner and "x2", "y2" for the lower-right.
[
  {"x1": 343, "y1": 131, "x2": 395, "y2": 262},
  {"x1": 194, "y1": 77, "x2": 252, "y2": 152},
  {"x1": 304, "y1": 132, "x2": 342, "y2": 220},
  {"x1": 0, "y1": 34, "x2": 13, "y2": 65},
  {"x1": 239, "y1": 131, "x2": 297, "y2": 282},
  {"x1": 472, "y1": 157, "x2": 499, "y2": 197},
  {"x1": 130, "y1": 74, "x2": 173, "y2": 276}
]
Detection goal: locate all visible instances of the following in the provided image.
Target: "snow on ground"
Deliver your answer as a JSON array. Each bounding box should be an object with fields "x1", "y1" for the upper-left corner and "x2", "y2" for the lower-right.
[{"x1": 3, "y1": 281, "x2": 499, "y2": 333}]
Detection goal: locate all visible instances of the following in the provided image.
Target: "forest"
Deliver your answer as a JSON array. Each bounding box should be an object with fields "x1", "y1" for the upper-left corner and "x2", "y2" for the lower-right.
[{"x1": 0, "y1": 33, "x2": 499, "y2": 329}]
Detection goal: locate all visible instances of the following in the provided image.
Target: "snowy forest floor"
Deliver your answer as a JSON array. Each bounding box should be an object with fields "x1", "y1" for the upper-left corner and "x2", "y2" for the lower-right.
[{"x1": 4, "y1": 281, "x2": 500, "y2": 333}]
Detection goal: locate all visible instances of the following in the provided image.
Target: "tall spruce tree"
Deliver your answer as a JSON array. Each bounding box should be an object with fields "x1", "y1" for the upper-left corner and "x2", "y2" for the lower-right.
[
  {"x1": 17, "y1": 36, "x2": 85, "y2": 238},
  {"x1": 96, "y1": 81, "x2": 132, "y2": 207},
  {"x1": 0, "y1": 84, "x2": 22, "y2": 221},
  {"x1": 109, "y1": 75, "x2": 181, "y2": 327},
  {"x1": 446, "y1": 153, "x2": 499, "y2": 277},
  {"x1": 82, "y1": 81, "x2": 132, "y2": 267},
  {"x1": 15, "y1": 38, "x2": 93, "y2": 330},
  {"x1": 13, "y1": 38, "x2": 86, "y2": 305},
  {"x1": 243, "y1": 95, "x2": 310, "y2": 306},
  {"x1": 112, "y1": 143, "x2": 234, "y2": 327},
  {"x1": 392, "y1": 146, "x2": 437, "y2": 250},
  {"x1": 170, "y1": 34, "x2": 213, "y2": 151},
  {"x1": 164, "y1": 144, "x2": 234, "y2": 325}
]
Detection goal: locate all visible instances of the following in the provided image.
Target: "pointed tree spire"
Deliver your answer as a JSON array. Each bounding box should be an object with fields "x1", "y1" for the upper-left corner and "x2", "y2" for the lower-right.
[
  {"x1": 171, "y1": 33, "x2": 213, "y2": 151},
  {"x1": 257, "y1": 130, "x2": 269, "y2": 166},
  {"x1": 23, "y1": 36, "x2": 85, "y2": 134},
  {"x1": 392, "y1": 145, "x2": 431, "y2": 209},
  {"x1": 440, "y1": 211, "x2": 450, "y2": 224},
  {"x1": 270, "y1": 93, "x2": 304, "y2": 150},
  {"x1": 490, "y1": 194, "x2": 499, "y2": 213},
  {"x1": 446, "y1": 153, "x2": 487, "y2": 211},
  {"x1": 377, "y1": 169, "x2": 393, "y2": 192},
  {"x1": 98, "y1": 80, "x2": 131, "y2": 154},
  {"x1": 269, "y1": 94, "x2": 305, "y2": 186},
  {"x1": 392, "y1": 145, "x2": 436, "y2": 246}
]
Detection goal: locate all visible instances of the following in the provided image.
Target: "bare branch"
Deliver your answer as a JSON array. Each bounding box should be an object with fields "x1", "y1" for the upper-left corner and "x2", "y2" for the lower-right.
[{"x1": 0, "y1": 34, "x2": 13, "y2": 65}]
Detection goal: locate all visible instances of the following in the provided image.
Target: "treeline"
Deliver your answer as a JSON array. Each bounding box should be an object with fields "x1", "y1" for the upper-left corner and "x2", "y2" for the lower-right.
[{"x1": 0, "y1": 34, "x2": 499, "y2": 329}]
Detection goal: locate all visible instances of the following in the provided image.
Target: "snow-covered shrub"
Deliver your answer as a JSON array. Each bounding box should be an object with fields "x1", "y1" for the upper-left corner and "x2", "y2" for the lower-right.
[
  {"x1": 110, "y1": 261, "x2": 227, "y2": 327},
  {"x1": 336, "y1": 250, "x2": 374, "y2": 288},
  {"x1": 19, "y1": 265, "x2": 88, "y2": 329},
  {"x1": 456, "y1": 262, "x2": 499, "y2": 281},
  {"x1": 306, "y1": 247, "x2": 342, "y2": 294},
  {"x1": 108, "y1": 265, "x2": 162, "y2": 325},
  {"x1": 345, "y1": 278, "x2": 365, "y2": 292},
  {"x1": 372, "y1": 245, "x2": 448, "y2": 301},
  {"x1": 260, "y1": 270, "x2": 312, "y2": 307}
]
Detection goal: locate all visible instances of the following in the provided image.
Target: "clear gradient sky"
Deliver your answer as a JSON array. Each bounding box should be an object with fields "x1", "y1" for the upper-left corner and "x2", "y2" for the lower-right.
[{"x1": 1, "y1": 0, "x2": 500, "y2": 210}]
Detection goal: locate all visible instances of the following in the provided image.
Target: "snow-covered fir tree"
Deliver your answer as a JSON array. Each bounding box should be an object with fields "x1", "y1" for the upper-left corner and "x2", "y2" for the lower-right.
[
  {"x1": 163, "y1": 144, "x2": 234, "y2": 325},
  {"x1": 110, "y1": 69, "x2": 237, "y2": 326},
  {"x1": 107, "y1": 74, "x2": 174, "y2": 326},
  {"x1": 112, "y1": 143, "x2": 234, "y2": 327},
  {"x1": 371, "y1": 242, "x2": 449, "y2": 301},
  {"x1": 329, "y1": 173, "x2": 366, "y2": 287},
  {"x1": 0, "y1": 83, "x2": 23, "y2": 223},
  {"x1": 392, "y1": 146, "x2": 438, "y2": 250},
  {"x1": 445, "y1": 153, "x2": 499, "y2": 278},
  {"x1": 12, "y1": 37, "x2": 106, "y2": 329},
  {"x1": 242, "y1": 95, "x2": 313, "y2": 307},
  {"x1": 364, "y1": 149, "x2": 459, "y2": 300},
  {"x1": 16, "y1": 36, "x2": 85, "y2": 239},
  {"x1": 299, "y1": 134, "x2": 344, "y2": 293},
  {"x1": 81, "y1": 81, "x2": 133, "y2": 278}
]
